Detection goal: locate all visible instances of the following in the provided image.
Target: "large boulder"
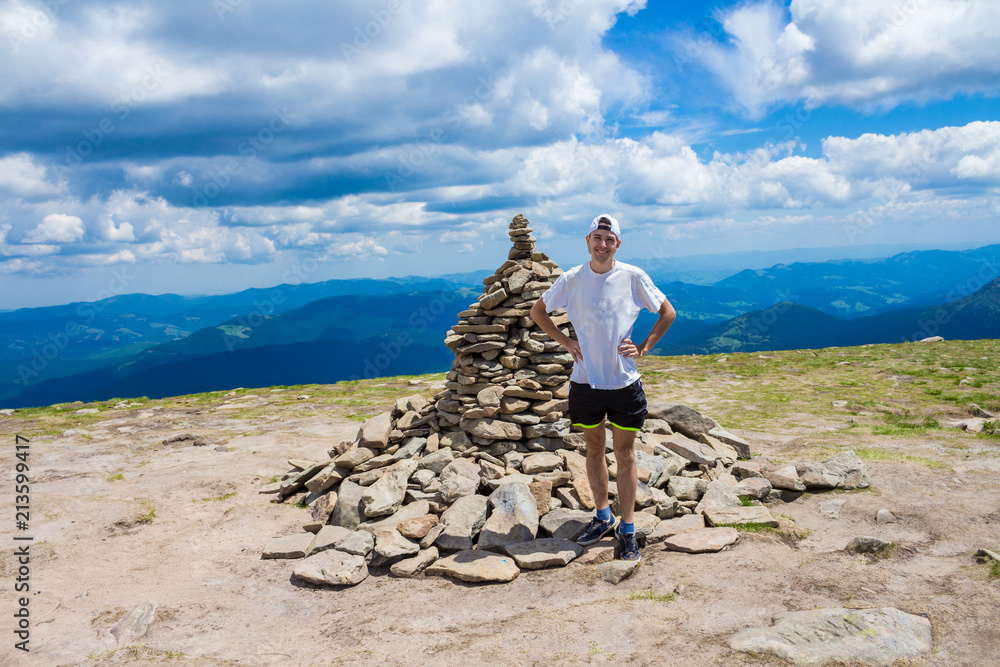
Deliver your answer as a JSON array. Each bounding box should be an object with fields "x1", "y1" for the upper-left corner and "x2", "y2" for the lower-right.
[
  {"x1": 436, "y1": 494, "x2": 489, "y2": 551},
  {"x1": 647, "y1": 404, "x2": 719, "y2": 439},
  {"x1": 477, "y1": 482, "x2": 538, "y2": 552}
]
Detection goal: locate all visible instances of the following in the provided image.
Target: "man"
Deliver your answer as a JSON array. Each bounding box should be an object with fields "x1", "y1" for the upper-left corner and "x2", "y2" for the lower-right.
[{"x1": 530, "y1": 214, "x2": 675, "y2": 561}]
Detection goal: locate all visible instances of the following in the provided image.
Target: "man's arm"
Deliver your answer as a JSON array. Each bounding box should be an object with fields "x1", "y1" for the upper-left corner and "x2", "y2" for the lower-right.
[
  {"x1": 529, "y1": 297, "x2": 583, "y2": 363},
  {"x1": 619, "y1": 297, "x2": 676, "y2": 359}
]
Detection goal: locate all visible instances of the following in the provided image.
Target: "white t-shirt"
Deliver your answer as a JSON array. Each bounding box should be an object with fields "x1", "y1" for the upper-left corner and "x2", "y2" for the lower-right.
[{"x1": 541, "y1": 261, "x2": 665, "y2": 390}]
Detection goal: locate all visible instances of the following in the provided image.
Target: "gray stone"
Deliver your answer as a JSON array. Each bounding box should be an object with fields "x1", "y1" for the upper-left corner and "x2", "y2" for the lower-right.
[
  {"x1": 329, "y1": 480, "x2": 366, "y2": 530},
  {"x1": 646, "y1": 514, "x2": 705, "y2": 545},
  {"x1": 360, "y1": 411, "x2": 392, "y2": 449},
  {"x1": 392, "y1": 437, "x2": 427, "y2": 461},
  {"x1": 390, "y1": 547, "x2": 439, "y2": 578},
  {"x1": 425, "y1": 550, "x2": 520, "y2": 583},
  {"x1": 440, "y1": 431, "x2": 474, "y2": 453},
  {"x1": 635, "y1": 450, "x2": 668, "y2": 487},
  {"x1": 524, "y1": 419, "x2": 571, "y2": 439},
  {"x1": 416, "y1": 448, "x2": 454, "y2": 474},
  {"x1": 820, "y1": 450, "x2": 871, "y2": 489},
  {"x1": 876, "y1": 508, "x2": 896, "y2": 524},
  {"x1": 727, "y1": 607, "x2": 932, "y2": 666},
  {"x1": 439, "y1": 458, "x2": 482, "y2": 503},
  {"x1": 437, "y1": 494, "x2": 489, "y2": 551},
  {"x1": 353, "y1": 453, "x2": 393, "y2": 473},
  {"x1": 707, "y1": 426, "x2": 751, "y2": 459},
  {"x1": 361, "y1": 460, "x2": 418, "y2": 518},
  {"x1": 309, "y1": 525, "x2": 352, "y2": 554},
  {"x1": 262, "y1": 533, "x2": 315, "y2": 559},
  {"x1": 667, "y1": 476, "x2": 708, "y2": 501},
  {"x1": 695, "y1": 480, "x2": 743, "y2": 514},
  {"x1": 796, "y1": 462, "x2": 843, "y2": 489},
  {"x1": 643, "y1": 418, "x2": 673, "y2": 435},
  {"x1": 109, "y1": 600, "x2": 157, "y2": 647},
  {"x1": 303, "y1": 490, "x2": 338, "y2": 532},
  {"x1": 520, "y1": 452, "x2": 563, "y2": 474},
  {"x1": 704, "y1": 506, "x2": 777, "y2": 527},
  {"x1": 370, "y1": 528, "x2": 420, "y2": 567},
  {"x1": 333, "y1": 530, "x2": 374, "y2": 557},
  {"x1": 845, "y1": 536, "x2": 894, "y2": 556},
  {"x1": 477, "y1": 482, "x2": 539, "y2": 552},
  {"x1": 657, "y1": 433, "x2": 720, "y2": 465},
  {"x1": 764, "y1": 465, "x2": 806, "y2": 491},
  {"x1": 664, "y1": 527, "x2": 739, "y2": 553},
  {"x1": 421, "y1": 522, "x2": 446, "y2": 549},
  {"x1": 734, "y1": 477, "x2": 771, "y2": 500},
  {"x1": 335, "y1": 446, "x2": 376, "y2": 470},
  {"x1": 538, "y1": 509, "x2": 593, "y2": 540},
  {"x1": 647, "y1": 404, "x2": 719, "y2": 439},
  {"x1": 599, "y1": 560, "x2": 639, "y2": 585},
  {"x1": 292, "y1": 550, "x2": 369, "y2": 587},
  {"x1": 357, "y1": 500, "x2": 431, "y2": 533},
  {"x1": 819, "y1": 498, "x2": 846, "y2": 519},
  {"x1": 633, "y1": 512, "x2": 660, "y2": 536},
  {"x1": 504, "y1": 538, "x2": 582, "y2": 569},
  {"x1": 460, "y1": 417, "x2": 523, "y2": 441},
  {"x1": 305, "y1": 462, "x2": 349, "y2": 494}
]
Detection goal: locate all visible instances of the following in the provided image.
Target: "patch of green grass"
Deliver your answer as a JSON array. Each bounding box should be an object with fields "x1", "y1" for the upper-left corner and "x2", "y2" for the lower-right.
[
  {"x1": 990, "y1": 560, "x2": 1000, "y2": 580},
  {"x1": 107, "y1": 472, "x2": 124, "y2": 481},
  {"x1": 738, "y1": 495, "x2": 756, "y2": 507},
  {"x1": 194, "y1": 491, "x2": 238, "y2": 502},
  {"x1": 717, "y1": 521, "x2": 777, "y2": 533},
  {"x1": 872, "y1": 412, "x2": 939, "y2": 435},
  {"x1": 136, "y1": 501, "x2": 156, "y2": 524},
  {"x1": 853, "y1": 447, "x2": 949, "y2": 470},
  {"x1": 626, "y1": 589, "x2": 675, "y2": 602}
]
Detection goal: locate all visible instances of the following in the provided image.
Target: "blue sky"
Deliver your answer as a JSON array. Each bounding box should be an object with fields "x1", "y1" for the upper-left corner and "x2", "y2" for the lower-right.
[{"x1": 1, "y1": 0, "x2": 999, "y2": 309}]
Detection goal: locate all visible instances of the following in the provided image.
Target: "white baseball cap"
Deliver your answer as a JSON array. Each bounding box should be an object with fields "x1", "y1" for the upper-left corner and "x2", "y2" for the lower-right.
[{"x1": 589, "y1": 214, "x2": 620, "y2": 239}]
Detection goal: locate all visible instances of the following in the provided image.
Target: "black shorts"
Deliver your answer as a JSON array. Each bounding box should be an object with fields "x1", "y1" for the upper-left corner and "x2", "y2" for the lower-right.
[{"x1": 568, "y1": 380, "x2": 648, "y2": 432}]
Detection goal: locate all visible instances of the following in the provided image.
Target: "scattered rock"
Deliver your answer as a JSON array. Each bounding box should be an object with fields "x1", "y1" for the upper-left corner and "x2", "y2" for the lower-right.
[
  {"x1": 109, "y1": 600, "x2": 157, "y2": 647},
  {"x1": 599, "y1": 560, "x2": 639, "y2": 584},
  {"x1": 876, "y1": 508, "x2": 896, "y2": 524},
  {"x1": 425, "y1": 550, "x2": 520, "y2": 583},
  {"x1": 503, "y1": 538, "x2": 582, "y2": 569},
  {"x1": 647, "y1": 514, "x2": 706, "y2": 545},
  {"x1": 845, "y1": 536, "x2": 894, "y2": 557},
  {"x1": 727, "y1": 607, "x2": 933, "y2": 666},
  {"x1": 292, "y1": 550, "x2": 369, "y2": 587},
  {"x1": 664, "y1": 527, "x2": 739, "y2": 553},
  {"x1": 262, "y1": 533, "x2": 315, "y2": 559},
  {"x1": 703, "y1": 506, "x2": 777, "y2": 527},
  {"x1": 390, "y1": 547, "x2": 439, "y2": 578},
  {"x1": 538, "y1": 509, "x2": 593, "y2": 541}
]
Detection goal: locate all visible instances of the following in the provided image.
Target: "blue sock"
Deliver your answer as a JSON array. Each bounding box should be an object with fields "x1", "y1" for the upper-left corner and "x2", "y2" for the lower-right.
[
  {"x1": 621, "y1": 521, "x2": 635, "y2": 535},
  {"x1": 596, "y1": 507, "x2": 612, "y2": 522}
]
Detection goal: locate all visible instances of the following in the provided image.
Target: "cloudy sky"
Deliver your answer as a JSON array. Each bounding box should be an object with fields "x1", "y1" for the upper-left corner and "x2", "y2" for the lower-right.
[{"x1": 1, "y1": 0, "x2": 999, "y2": 309}]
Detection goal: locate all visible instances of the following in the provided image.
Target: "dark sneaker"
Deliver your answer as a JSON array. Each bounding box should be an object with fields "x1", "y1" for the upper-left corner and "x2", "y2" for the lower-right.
[
  {"x1": 576, "y1": 515, "x2": 617, "y2": 546},
  {"x1": 615, "y1": 525, "x2": 641, "y2": 562}
]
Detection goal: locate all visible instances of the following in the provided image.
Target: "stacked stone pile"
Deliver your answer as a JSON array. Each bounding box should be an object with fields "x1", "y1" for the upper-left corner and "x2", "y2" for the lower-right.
[
  {"x1": 436, "y1": 213, "x2": 576, "y2": 459},
  {"x1": 261, "y1": 214, "x2": 872, "y2": 587}
]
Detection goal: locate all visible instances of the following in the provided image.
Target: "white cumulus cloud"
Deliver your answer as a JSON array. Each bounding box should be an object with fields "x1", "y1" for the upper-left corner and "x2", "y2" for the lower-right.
[{"x1": 23, "y1": 213, "x2": 86, "y2": 243}]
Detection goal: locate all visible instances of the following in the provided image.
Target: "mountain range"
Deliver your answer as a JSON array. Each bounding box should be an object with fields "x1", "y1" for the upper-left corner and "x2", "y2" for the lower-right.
[{"x1": 2, "y1": 243, "x2": 998, "y2": 408}]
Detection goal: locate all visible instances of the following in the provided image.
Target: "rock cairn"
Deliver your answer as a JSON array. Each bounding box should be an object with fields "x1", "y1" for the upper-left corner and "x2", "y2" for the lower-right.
[{"x1": 261, "y1": 214, "x2": 873, "y2": 587}]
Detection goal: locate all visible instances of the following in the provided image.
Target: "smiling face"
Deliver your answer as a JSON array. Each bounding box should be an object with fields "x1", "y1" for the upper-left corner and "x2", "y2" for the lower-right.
[{"x1": 586, "y1": 228, "x2": 621, "y2": 269}]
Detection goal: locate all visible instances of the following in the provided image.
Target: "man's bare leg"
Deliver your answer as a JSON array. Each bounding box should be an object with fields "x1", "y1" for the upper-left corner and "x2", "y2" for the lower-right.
[
  {"x1": 584, "y1": 420, "x2": 610, "y2": 511},
  {"x1": 611, "y1": 426, "x2": 637, "y2": 524}
]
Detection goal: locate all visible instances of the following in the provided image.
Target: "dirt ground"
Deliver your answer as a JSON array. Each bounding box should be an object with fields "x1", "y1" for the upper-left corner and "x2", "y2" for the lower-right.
[{"x1": 2, "y1": 373, "x2": 1000, "y2": 667}]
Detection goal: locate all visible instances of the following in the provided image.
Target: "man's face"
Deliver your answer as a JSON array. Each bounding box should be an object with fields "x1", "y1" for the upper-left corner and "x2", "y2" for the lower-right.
[{"x1": 586, "y1": 229, "x2": 620, "y2": 262}]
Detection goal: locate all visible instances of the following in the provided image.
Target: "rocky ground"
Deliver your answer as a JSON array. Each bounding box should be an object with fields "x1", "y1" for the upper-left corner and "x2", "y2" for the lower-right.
[{"x1": 2, "y1": 338, "x2": 999, "y2": 666}]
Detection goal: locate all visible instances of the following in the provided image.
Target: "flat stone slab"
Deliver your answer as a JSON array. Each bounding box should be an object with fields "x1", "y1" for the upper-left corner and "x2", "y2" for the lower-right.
[
  {"x1": 424, "y1": 550, "x2": 520, "y2": 583},
  {"x1": 503, "y1": 538, "x2": 582, "y2": 569},
  {"x1": 292, "y1": 550, "x2": 369, "y2": 587},
  {"x1": 704, "y1": 505, "x2": 778, "y2": 527},
  {"x1": 727, "y1": 607, "x2": 933, "y2": 666},
  {"x1": 663, "y1": 527, "x2": 738, "y2": 553},
  {"x1": 262, "y1": 533, "x2": 315, "y2": 559},
  {"x1": 647, "y1": 514, "x2": 705, "y2": 545}
]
